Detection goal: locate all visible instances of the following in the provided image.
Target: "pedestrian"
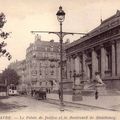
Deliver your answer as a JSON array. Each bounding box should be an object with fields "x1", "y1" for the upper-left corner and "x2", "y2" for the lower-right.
[
  {"x1": 46, "y1": 88, "x2": 48, "y2": 93},
  {"x1": 31, "y1": 90, "x2": 33, "y2": 97},
  {"x1": 48, "y1": 88, "x2": 50, "y2": 93},
  {"x1": 95, "y1": 72, "x2": 104, "y2": 85},
  {"x1": 95, "y1": 90, "x2": 98, "y2": 100},
  {"x1": 58, "y1": 89, "x2": 61, "y2": 99}
]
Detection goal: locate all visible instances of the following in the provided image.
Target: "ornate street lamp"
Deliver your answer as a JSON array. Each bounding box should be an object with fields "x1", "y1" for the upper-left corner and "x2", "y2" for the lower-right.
[
  {"x1": 56, "y1": 6, "x2": 65, "y2": 22},
  {"x1": 56, "y1": 6, "x2": 65, "y2": 109},
  {"x1": 31, "y1": 6, "x2": 86, "y2": 111}
]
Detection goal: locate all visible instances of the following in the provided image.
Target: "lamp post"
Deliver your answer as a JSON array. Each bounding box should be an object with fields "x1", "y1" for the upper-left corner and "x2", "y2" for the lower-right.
[
  {"x1": 73, "y1": 70, "x2": 76, "y2": 88},
  {"x1": 72, "y1": 69, "x2": 83, "y2": 101},
  {"x1": 56, "y1": 6, "x2": 65, "y2": 109},
  {"x1": 69, "y1": 70, "x2": 72, "y2": 80},
  {"x1": 31, "y1": 6, "x2": 86, "y2": 111}
]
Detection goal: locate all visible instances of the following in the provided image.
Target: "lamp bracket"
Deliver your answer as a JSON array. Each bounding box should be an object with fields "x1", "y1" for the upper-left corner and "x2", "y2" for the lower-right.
[{"x1": 31, "y1": 31, "x2": 86, "y2": 39}]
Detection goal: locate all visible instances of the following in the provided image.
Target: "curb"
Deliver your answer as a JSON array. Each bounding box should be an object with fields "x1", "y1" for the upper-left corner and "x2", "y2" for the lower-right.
[
  {"x1": 0, "y1": 96, "x2": 9, "y2": 99},
  {"x1": 45, "y1": 98, "x2": 118, "y2": 111}
]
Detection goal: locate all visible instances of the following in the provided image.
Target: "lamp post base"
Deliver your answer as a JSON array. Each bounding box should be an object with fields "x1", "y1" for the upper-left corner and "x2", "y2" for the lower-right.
[
  {"x1": 95, "y1": 84, "x2": 107, "y2": 95},
  {"x1": 59, "y1": 104, "x2": 64, "y2": 112},
  {"x1": 72, "y1": 84, "x2": 83, "y2": 101},
  {"x1": 72, "y1": 94, "x2": 83, "y2": 101}
]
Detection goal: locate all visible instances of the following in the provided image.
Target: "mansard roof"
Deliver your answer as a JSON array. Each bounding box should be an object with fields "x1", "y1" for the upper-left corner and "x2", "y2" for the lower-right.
[{"x1": 66, "y1": 10, "x2": 120, "y2": 49}]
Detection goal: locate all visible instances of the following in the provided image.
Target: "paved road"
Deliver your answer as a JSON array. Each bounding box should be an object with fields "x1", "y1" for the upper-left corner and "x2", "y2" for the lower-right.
[
  {"x1": 0, "y1": 96, "x2": 84, "y2": 113},
  {"x1": 0, "y1": 95, "x2": 110, "y2": 114},
  {"x1": 0, "y1": 96, "x2": 64, "y2": 113}
]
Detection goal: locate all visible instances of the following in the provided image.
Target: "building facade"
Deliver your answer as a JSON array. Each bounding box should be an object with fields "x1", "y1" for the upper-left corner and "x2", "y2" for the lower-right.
[
  {"x1": 65, "y1": 10, "x2": 120, "y2": 90},
  {"x1": 8, "y1": 60, "x2": 27, "y2": 92},
  {"x1": 26, "y1": 35, "x2": 61, "y2": 90}
]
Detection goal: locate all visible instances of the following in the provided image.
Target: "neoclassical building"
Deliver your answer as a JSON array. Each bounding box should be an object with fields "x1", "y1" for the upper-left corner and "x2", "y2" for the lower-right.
[
  {"x1": 26, "y1": 35, "x2": 62, "y2": 90},
  {"x1": 65, "y1": 10, "x2": 120, "y2": 90}
]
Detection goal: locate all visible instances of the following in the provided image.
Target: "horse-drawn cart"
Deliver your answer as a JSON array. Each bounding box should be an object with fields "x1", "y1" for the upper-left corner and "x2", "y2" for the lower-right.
[{"x1": 31, "y1": 87, "x2": 46, "y2": 100}]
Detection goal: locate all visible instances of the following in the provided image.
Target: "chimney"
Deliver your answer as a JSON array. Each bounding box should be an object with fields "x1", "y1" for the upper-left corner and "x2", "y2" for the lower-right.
[
  {"x1": 50, "y1": 39, "x2": 54, "y2": 42},
  {"x1": 65, "y1": 39, "x2": 70, "y2": 44}
]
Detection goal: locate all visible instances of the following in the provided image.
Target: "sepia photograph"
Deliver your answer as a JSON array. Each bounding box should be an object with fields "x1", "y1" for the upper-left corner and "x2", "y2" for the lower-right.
[{"x1": 0, "y1": 0, "x2": 120, "y2": 119}]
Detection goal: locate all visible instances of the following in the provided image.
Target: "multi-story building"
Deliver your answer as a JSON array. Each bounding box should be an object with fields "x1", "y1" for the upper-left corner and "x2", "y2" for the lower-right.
[
  {"x1": 65, "y1": 10, "x2": 120, "y2": 90},
  {"x1": 7, "y1": 35, "x2": 68, "y2": 92},
  {"x1": 26, "y1": 35, "x2": 62, "y2": 90}
]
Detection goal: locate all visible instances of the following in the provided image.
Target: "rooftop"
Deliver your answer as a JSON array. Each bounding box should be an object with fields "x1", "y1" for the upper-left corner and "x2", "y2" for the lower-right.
[{"x1": 66, "y1": 10, "x2": 120, "y2": 50}]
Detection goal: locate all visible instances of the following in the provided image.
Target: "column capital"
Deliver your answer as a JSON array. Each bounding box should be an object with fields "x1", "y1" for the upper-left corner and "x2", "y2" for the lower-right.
[
  {"x1": 91, "y1": 47, "x2": 95, "y2": 51},
  {"x1": 99, "y1": 44, "x2": 104, "y2": 48},
  {"x1": 81, "y1": 51, "x2": 87, "y2": 57},
  {"x1": 82, "y1": 51, "x2": 85, "y2": 54},
  {"x1": 71, "y1": 54, "x2": 77, "y2": 59},
  {"x1": 66, "y1": 56, "x2": 70, "y2": 60},
  {"x1": 77, "y1": 52, "x2": 82, "y2": 57},
  {"x1": 110, "y1": 40, "x2": 116, "y2": 45}
]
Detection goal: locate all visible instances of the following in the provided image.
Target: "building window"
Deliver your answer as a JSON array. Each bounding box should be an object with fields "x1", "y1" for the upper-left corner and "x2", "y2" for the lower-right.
[
  {"x1": 31, "y1": 70, "x2": 37, "y2": 76},
  {"x1": 50, "y1": 53, "x2": 54, "y2": 59},
  {"x1": 51, "y1": 70, "x2": 54, "y2": 75},
  {"x1": 47, "y1": 47, "x2": 50, "y2": 52},
  {"x1": 40, "y1": 70, "x2": 42, "y2": 75},
  {"x1": 31, "y1": 78, "x2": 37, "y2": 83},
  {"x1": 45, "y1": 47, "x2": 47, "y2": 51},
  {"x1": 39, "y1": 63, "x2": 42, "y2": 67},
  {"x1": 50, "y1": 63, "x2": 55, "y2": 68},
  {"x1": 39, "y1": 82, "x2": 42, "y2": 85},
  {"x1": 45, "y1": 53, "x2": 48, "y2": 58},
  {"x1": 50, "y1": 46, "x2": 53, "y2": 51}
]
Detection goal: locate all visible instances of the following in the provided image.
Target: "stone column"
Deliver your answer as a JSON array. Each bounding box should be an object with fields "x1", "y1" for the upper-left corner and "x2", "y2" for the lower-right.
[
  {"x1": 75, "y1": 55, "x2": 80, "y2": 74},
  {"x1": 82, "y1": 52, "x2": 87, "y2": 80},
  {"x1": 71, "y1": 55, "x2": 75, "y2": 81},
  {"x1": 92, "y1": 48, "x2": 98, "y2": 79},
  {"x1": 101, "y1": 45, "x2": 106, "y2": 78},
  {"x1": 66, "y1": 56, "x2": 70, "y2": 80},
  {"x1": 111, "y1": 41, "x2": 116, "y2": 76},
  {"x1": 79, "y1": 56, "x2": 82, "y2": 74},
  {"x1": 116, "y1": 41, "x2": 120, "y2": 76}
]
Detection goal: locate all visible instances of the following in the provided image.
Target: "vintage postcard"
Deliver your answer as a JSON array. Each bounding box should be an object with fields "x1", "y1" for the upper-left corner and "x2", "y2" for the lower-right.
[{"x1": 0, "y1": 0, "x2": 120, "y2": 119}]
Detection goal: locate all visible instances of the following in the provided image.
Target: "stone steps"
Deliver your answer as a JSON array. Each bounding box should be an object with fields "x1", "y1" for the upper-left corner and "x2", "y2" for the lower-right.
[{"x1": 82, "y1": 89, "x2": 120, "y2": 96}]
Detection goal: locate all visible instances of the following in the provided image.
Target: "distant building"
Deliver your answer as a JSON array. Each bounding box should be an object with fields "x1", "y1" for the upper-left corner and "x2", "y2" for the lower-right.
[
  {"x1": 8, "y1": 60, "x2": 27, "y2": 92},
  {"x1": 26, "y1": 35, "x2": 62, "y2": 90},
  {"x1": 65, "y1": 10, "x2": 120, "y2": 90}
]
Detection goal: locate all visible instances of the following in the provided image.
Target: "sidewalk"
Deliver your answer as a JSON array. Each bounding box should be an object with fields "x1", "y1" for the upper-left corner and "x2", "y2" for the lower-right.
[{"x1": 47, "y1": 93, "x2": 120, "y2": 111}]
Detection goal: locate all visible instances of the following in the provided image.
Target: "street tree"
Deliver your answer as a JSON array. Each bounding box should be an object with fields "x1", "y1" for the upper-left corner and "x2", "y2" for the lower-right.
[
  {"x1": 0, "y1": 12, "x2": 12, "y2": 60},
  {"x1": 1, "y1": 68, "x2": 20, "y2": 85}
]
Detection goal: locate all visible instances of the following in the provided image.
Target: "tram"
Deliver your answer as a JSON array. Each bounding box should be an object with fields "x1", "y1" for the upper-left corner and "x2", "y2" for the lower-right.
[
  {"x1": 8, "y1": 84, "x2": 18, "y2": 96},
  {"x1": 0, "y1": 84, "x2": 7, "y2": 97}
]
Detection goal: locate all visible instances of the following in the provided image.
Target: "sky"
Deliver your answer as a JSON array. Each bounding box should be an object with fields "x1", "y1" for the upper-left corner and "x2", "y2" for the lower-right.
[{"x1": 0, "y1": 0, "x2": 120, "y2": 72}]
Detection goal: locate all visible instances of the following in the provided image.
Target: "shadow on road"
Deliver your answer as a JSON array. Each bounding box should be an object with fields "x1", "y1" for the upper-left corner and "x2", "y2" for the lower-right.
[{"x1": 0, "y1": 101, "x2": 27, "y2": 113}]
